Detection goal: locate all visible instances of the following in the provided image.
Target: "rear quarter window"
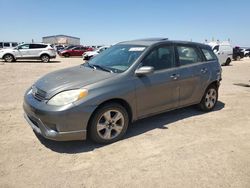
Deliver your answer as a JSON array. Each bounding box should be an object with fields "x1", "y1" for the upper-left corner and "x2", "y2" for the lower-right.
[
  {"x1": 4, "y1": 43, "x2": 10, "y2": 47},
  {"x1": 202, "y1": 48, "x2": 217, "y2": 61}
]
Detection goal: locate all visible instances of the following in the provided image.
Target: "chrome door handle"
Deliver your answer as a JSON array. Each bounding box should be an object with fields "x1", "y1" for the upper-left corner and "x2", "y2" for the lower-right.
[
  {"x1": 201, "y1": 68, "x2": 208, "y2": 73},
  {"x1": 170, "y1": 74, "x2": 180, "y2": 80}
]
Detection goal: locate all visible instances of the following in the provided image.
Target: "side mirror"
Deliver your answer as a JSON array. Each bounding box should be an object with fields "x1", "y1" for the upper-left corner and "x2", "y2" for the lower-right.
[
  {"x1": 213, "y1": 49, "x2": 218, "y2": 53},
  {"x1": 135, "y1": 66, "x2": 154, "y2": 76}
]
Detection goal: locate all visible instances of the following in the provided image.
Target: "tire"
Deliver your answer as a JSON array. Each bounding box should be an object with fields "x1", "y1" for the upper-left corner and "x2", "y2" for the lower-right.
[
  {"x1": 225, "y1": 58, "x2": 231, "y2": 66},
  {"x1": 3, "y1": 54, "x2": 15, "y2": 62},
  {"x1": 64, "y1": 53, "x2": 70, "y2": 58},
  {"x1": 198, "y1": 84, "x2": 218, "y2": 112},
  {"x1": 89, "y1": 103, "x2": 129, "y2": 144},
  {"x1": 236, "y1": 56, "x2": 241, "y2": 61},
  {"x1": 40, "y1": 54, "x2": 50, "y2": 63}
]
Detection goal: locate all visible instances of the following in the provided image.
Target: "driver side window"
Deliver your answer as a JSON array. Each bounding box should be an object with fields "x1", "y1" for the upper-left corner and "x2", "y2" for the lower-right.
[
  {"x1": 142, "y1": 45, "x2": 175, "y2": 70},
  {"x1": 19, "y1": 44, "x2": 30, "y2": 49}
]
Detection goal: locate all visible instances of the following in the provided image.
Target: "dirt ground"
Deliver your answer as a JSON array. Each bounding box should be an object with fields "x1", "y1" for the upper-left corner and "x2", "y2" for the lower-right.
[{"x1": 0, "y1": 57, "x2": 249, "y2": 188}]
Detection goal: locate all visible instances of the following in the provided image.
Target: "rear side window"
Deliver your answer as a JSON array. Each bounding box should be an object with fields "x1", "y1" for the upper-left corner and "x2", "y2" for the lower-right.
[
  {"x1": 177, "y1": 46, "x2": 202, "y2": 66},
  {"x1": 30, "y1": 44, "x2": 47, "y2": 49},
  {"x1": 202, "y1": 48, "x2": 217, "y2": 61},
  {"x1": 0, "y1": 43, "x2": 3, "y2": 48},
  {"x1": 4, "y1": 43, "x2": 10, "y2": 47}
]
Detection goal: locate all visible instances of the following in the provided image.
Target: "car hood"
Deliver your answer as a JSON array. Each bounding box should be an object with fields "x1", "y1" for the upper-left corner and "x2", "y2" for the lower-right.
[{"x1": 34, "y1": 65, "x2": 114, "y2": 98}]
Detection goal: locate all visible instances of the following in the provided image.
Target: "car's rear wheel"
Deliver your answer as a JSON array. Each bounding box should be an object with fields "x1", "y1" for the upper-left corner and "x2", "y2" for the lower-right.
[
  {"x1": 225, "y1": 58, "x2": 231, "y2": 66},
  {"x1": 199, "y1": 85, "x2": 218, "y2": 112},
  {"x1": 3, "y1": 54, "x2": 15, "y2": 62},
  {"x1": 236, "y1": 56, "x2": 241, "y2": 61},
  {"x1": 64, "y1": 53, "x2": 70, "y2": 57},
  {"x1": 89, "y1": 103, "x2": 129, "y2": 144},
  {"x1": 40, "y1": 54, "x2": 50, "y2": 63}
]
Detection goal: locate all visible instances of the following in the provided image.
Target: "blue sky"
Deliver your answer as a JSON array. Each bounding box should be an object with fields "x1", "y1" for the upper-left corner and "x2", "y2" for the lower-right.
[{"x1": 1, "y1": 0, "x2": 250, "y2": 46}]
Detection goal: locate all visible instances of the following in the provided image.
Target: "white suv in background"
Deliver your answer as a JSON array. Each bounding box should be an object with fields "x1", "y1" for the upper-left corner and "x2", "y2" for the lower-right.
[
  {"x1": 207, "y1": 41, "x2": 233, "y2": 66},
  {"x1": 0, "y1": 43, "x2": 56, "y2": 63}
]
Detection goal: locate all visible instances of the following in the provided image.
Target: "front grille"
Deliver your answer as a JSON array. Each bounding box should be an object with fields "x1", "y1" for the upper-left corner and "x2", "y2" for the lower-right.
[{"x1": 32, "y1": 86, "x2": 47, "y2": 101}]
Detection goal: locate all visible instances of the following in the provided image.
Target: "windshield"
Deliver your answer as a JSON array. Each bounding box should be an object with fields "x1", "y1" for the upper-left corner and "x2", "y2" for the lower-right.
[{"x1": 87, "y1": 45, "x2": 146, "y2": 73}]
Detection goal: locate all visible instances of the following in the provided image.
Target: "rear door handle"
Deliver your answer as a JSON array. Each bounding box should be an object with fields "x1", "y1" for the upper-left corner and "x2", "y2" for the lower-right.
[{"x1": 170, "y1": 74, "x2": 180, "y2": 80}]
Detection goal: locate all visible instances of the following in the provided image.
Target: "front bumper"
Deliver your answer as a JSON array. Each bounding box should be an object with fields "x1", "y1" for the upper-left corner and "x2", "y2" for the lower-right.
[
  {"x1": 24, "y1": 113, "x2": 86, "y2": 141},
  {"x1": 23, "y1": 92, "x2": 96, "y2": 141}
]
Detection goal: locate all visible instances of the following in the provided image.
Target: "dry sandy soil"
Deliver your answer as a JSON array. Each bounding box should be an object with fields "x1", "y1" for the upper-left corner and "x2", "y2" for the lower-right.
[{"x1": 0, "y1": 57, "x2": 249, "y2": 188}]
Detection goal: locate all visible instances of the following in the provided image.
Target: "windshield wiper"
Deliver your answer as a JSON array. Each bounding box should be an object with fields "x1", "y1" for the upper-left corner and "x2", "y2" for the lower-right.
[
  {"x1": 85, "y1": 62, "x2": 96, "y2": 69},
  {"x1": 92, "y1": 64, "x2": 113, "y2": 73}
]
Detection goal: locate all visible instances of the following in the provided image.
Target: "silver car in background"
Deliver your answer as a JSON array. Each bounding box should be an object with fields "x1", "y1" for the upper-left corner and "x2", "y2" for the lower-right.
[
  {"x1": 23, "y1": 38, "x2": 222, "y2": 144},
  {"x1": 0, "y1": 43, "x2": 56, "y2": 62}
]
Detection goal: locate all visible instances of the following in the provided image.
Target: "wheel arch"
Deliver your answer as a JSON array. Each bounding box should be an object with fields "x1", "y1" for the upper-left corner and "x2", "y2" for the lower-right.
[
  {"x1": 40, "y1": 53, "x2": 51, "y2": 58},
  {"x1": 3, "y1": 53, "x2": 16, "y2": 59},
  {"x1": 87, "y1": 98, "x2": 133, "y2": 130}
]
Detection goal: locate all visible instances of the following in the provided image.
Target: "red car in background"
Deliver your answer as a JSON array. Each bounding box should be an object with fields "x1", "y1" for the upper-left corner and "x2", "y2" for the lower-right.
[{"x1": 59, "y1": 46, "x2": 93, "y2": 57}]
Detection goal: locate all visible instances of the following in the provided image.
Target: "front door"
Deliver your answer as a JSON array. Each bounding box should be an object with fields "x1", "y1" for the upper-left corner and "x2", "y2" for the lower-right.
[
  {"x1": 14, "y1": 44, "x2": 30, "y2": 58},
  {"x1": 135, "y1": 45, "x2": 179, "y2": 118}
]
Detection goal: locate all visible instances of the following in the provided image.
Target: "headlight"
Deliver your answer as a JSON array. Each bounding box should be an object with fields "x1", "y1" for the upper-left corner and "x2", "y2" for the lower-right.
[{"x1": 47, "y1": 89, "x2": 88, "y2": 106}]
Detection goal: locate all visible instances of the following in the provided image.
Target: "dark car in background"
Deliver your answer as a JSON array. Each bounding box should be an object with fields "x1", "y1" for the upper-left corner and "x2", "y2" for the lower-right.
[
  {"x1": 233, "y1": 47, "x2": 244, "y2": 61},
  {"x1": 59, "y1": 46, "x2": 93, "y2": 57},
  {"x1": 23, "y1": 38, "x2": 222, "y2": 144}
]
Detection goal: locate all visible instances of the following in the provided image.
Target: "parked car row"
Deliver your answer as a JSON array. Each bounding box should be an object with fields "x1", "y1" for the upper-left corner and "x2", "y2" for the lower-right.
[
  {"x1": 0, "y1": 42, "x2": 110, "y2": 62},
  {"x1": 58, "y1": 45, "x2": 93, "y2": 57},
  {"x1": 206, "y1": 41, "x2": 249, "y2": 66}
]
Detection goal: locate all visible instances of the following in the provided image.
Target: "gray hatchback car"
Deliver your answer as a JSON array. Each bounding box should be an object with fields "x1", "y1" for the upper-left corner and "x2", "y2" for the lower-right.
[{"x1": 23, "y1": 38, "x2": 222, "y2": 144}]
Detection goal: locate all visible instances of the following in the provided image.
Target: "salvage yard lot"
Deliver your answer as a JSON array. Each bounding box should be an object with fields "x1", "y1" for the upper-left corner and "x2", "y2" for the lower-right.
[{"x1": 0, "y1": 57, "x2": 250, "y2": 188}]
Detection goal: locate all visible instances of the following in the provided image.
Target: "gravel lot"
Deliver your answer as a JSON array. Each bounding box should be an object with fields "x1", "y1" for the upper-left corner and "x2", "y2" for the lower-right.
[{"x1": 0, "y1": 57, "x2": 250, "y2": 188}]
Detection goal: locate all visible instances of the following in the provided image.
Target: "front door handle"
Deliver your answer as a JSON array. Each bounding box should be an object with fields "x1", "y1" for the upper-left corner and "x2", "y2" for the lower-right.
[
  {"x1": 170, "y1": 74, "x2": 180, "y2": 80},
  {"x1": 201, "y1": 68, "x2": 208, "y2": 74}
]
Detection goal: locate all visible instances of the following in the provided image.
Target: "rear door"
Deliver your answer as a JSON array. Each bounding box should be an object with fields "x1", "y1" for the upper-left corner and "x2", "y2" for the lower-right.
[
  {"x1": 175, "y1": 44, "x2": 210, "y2": 107},
  {"x1": 29, "y1": 44, "x2": 47, "y2": 57}
]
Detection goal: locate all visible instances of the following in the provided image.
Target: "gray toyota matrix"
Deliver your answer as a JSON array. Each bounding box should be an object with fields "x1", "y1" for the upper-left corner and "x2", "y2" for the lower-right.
[{"x1": 23, "y1": 38, "x2": 222, "y2": 144}]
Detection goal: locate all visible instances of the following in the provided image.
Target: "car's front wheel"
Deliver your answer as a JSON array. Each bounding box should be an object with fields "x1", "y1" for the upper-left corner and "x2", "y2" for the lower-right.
[
  {"x1": 40, "y1": 54, "x2": 50, "y2": 63},
  {"x1": 3, "y1": 54, "x2": 15, "y2": 62},
  {"x1": 199, "y1": 85, "x2": 218, "y2": 112},
  {"x1": 89, "y1": 103, "x2": 129, "y2": 144}
]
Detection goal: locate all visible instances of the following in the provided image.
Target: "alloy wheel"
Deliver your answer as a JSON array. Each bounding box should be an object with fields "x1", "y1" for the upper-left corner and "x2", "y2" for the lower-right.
[
  {"x1": 205, "y1": 88, "x2": 217, "y2": 109},
  {"x1": 97, "y1": 110, "x2": 125, "y2": 140},
  {"x1": 5, "y1": 55, "x2": 13, "y2": 62}
]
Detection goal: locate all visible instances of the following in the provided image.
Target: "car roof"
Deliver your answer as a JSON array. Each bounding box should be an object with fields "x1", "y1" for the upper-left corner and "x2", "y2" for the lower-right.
[
  {"x1": 118, "y1": 38, "x2": 210, "y2": 48},
  {"x1": 20, "y1": 43, "x2": 49, "y2": 45}
]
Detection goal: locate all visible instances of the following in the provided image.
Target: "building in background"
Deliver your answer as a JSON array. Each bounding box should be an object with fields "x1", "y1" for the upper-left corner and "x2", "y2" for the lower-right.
[{"x1": 42, "y1": 35, "x2": 80, "y2": 45}]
